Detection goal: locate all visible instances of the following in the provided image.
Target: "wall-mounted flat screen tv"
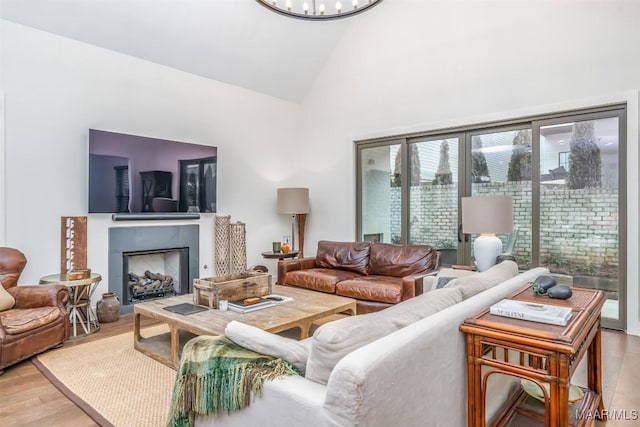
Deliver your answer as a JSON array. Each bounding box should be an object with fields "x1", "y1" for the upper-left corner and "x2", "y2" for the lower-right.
[{"x1": 89, "y1": 129, "x2": 217, "y2": 214}]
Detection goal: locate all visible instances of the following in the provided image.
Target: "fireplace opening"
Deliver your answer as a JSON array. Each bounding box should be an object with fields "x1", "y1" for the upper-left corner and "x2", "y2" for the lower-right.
[{"x1": 122, "y1": 247, "x2": 189, "y2": 305}]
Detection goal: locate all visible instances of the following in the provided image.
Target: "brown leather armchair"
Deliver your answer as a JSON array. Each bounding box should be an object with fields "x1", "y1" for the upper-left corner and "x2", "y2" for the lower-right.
[{"x1": 0, "y1": 247, "x2": 70, "y2": 374}]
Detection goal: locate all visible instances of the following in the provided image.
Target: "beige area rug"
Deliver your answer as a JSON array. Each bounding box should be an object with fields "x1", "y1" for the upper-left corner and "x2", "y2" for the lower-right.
[{"x1": 32, "y1": 325, "x2": 176, "y2": 427}]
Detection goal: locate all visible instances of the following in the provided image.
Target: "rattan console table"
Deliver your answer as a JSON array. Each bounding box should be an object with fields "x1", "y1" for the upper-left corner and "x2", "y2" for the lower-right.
[{"x1": 460, "y1": 285, "x2": 606, "y2": 427}]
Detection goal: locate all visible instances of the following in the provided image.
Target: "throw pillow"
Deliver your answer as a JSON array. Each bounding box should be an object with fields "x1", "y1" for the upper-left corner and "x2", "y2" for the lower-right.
[
  {"x1": 436, "y1": 276, "x2": 455, "y2": 289},
  {"x1": 315, "y1": 241, "x2": 371, "y2": 275},
  {"x1": 444, "y1": 260, "x2": 519, "y2": 299},
  {"x1": 224, "y1": 320, "x2": 309, "y2": 374},
  {"x1": 0, "y1": 285, "x2": 15, "y2": 312},
  {"x1": 423, "y1": 268, "x2": 477, "y2": 292},
  {"x1": 368, "y1": 243, "x2": 437, "y2": 277},
  {"x1": 305, "y1": 287, "x2": 463, "y2": 385}
]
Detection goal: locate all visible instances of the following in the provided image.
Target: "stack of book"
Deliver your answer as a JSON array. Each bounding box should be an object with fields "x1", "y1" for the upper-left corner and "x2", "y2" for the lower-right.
[{"x1": 490, "y1": 299, "x2": 573, "y2": 326}]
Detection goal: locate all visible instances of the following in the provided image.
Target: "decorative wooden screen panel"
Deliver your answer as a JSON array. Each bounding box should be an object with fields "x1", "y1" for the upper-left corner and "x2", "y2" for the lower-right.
[
  {"x1": 230, "y1": 221, "x2": 247, "y2": 274},
  {"x1": 60, "y1": 216, "x2": 88, "y2": 277},
  {"x1": 214, "y1": 215, "x2": 231, "y2": 275}
]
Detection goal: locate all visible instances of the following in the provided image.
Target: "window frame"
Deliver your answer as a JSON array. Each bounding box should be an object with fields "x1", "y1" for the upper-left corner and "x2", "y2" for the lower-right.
[{"x1": 355, "y1": 103, "x2": 627, "y2": 330}]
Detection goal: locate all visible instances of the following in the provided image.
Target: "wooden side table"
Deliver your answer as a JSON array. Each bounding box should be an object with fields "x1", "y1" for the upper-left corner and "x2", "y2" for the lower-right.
[
  {"x1": 262, "y1": 251, "x2": 299, "y2": 285},
  {"x1": 40, "y1": 273, "x2": 102, "y2": 338},
  {"x1": 261, "y1": 251, "x2": 299, "y2": 261},
  {"x1": 460, "y1": 285, "x2": 606, "y2": 427}
]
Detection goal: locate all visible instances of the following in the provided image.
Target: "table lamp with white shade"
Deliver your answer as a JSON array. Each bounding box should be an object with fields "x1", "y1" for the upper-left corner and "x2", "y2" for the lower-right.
[
  {"x1": 461, "y1": 195, "x2": 513, "y2": 272},
  {"x1": 277, "y1": 188, "x2": 310, "y2": 258}
]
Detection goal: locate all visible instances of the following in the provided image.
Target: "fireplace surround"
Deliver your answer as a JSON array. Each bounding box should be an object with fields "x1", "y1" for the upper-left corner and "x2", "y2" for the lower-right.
[{"x1": 108, "y1": 224, "x2": 199, "y2": 313}]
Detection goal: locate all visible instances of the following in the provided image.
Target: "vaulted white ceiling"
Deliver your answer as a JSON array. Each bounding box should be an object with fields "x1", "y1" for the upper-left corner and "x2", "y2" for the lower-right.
[{"x1": 0, "y1": 0, "x2": 352, "y2": 103}]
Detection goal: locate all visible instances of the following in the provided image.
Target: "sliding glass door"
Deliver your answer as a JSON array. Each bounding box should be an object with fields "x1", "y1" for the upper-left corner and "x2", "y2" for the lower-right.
[
  {"x1": 407, "y1": 137, "x2": 461, "y2": 266},
  {"x1": 467, "y1": 128, "x2": 533, "y2": 270},
  {"x1": 536, "y1": 112, "x2": 625, "y2": 329},
  {"x1": 356, "y1": 105, "x2": 626, "y2": 330},
  {"x1": 357, "y1": 141, "x2": 402, "y2": 244}
]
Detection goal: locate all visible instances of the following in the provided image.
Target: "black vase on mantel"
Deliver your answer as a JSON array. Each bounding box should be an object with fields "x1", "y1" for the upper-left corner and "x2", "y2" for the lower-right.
[{"x1": 96, "y1": 292, "x2": 121, "y2": 323}]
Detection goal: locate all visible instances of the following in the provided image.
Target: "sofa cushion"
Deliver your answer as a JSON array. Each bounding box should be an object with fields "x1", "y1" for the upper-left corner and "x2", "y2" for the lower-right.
[
  {"x1": 0, "y1": 284, "x2": 15, "y2": 311},
  {"x1": 305, "y1": 287, "x2": 463, "y2": 385},
  {"x1": 225, "y1": 320, "x2": 310, "y2": 374},
  {"x1": 368, "y1": 243, "x2": 437, "y2": 277},
  {"x1": 315, "y1": 241, "x2": 371, "y2": 275},
  {"x1": 0, "y1": 306, "x2": 60, "y2": 334},
  {"x1": 444, "y1": 260, "x2": 519, "y2": 299},
  {"x1": 285, "y1": 268, "x2": 363, "y2": 293},
  {"x1": 336, "y1": 276, "x2": 403, "y2": 304}
]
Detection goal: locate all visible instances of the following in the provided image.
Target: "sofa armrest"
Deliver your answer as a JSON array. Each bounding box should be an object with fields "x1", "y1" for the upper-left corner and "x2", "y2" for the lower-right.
[
  {"x1": 434, "y1": 250, "x2": 442, "y2": 269},
  {"x1": 196, "y1": 375, "x2": 331, "y2": 427},
  {"x1": 8, "y1": 284, "x2": 69, "y2": 310},
  {"x1": 401, "y1": 269, "x2": 440, "y2": 298},
  {"x1": 400, "y1": 248, "x2": 441, "y2": 298},
  {"x1": 277, "y1": 257, "x2": 317, "y2": 285}
]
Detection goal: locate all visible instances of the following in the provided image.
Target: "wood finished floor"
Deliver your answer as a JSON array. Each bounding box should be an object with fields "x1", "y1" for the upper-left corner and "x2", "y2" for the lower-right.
[{"x1": 0, "y1": 315, "x2": 639, "y2": 426}]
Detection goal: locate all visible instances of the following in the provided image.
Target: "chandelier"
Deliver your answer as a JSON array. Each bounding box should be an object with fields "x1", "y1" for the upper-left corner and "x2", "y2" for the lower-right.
[{"x1": 256, "y1": 0, "x2": 383, "y2": 20}]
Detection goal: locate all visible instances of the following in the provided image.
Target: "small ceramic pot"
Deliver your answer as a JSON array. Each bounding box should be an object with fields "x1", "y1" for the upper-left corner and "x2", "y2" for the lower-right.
[{"x1": 96, "y1": 292, "x2": 121, "y2": 323}]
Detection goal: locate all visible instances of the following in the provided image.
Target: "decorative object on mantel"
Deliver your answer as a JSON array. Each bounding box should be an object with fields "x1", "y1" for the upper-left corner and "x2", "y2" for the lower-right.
[
  {"x1": 461, "y1": 196, "x2": 513, "y2": 272},
  {"x1": 230, "y1": 222, "x2": 247, "y2": 274},
  {"x1": 255, "y1": 0, "x2": 384, "y2": 21},
  {"x1": 96, "y1": 292, "x2": 121, "y2": 323},
  {"x1": 60, "y1": 216, "x2": 89, "y2": 280},
  {"x1": 215, "y1": 215, "x2": 231, "y2": 275},
  {"x1": 277, "y1": 187, "x2": 310, "y2": 258}
]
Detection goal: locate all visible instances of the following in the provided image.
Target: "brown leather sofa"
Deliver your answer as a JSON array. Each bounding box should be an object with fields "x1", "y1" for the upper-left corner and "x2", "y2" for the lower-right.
[
  {"x1": 278, "y1": 241, "x2": 441, "y2": 314},
  {"x1": 0, "y1": 247, "x2": 70, "y2": 374}
]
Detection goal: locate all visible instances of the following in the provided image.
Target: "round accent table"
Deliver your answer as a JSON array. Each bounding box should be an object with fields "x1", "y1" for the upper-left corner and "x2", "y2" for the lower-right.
[
  {"x1": 261, "y1": 251, "x2": 299, "y2": 261},
  {"x1": 39, "y1": 273, "x2": 102, "y2": 338},
  {"x1": 261, "y1": 251, "x2": 299, "y2": 285}
]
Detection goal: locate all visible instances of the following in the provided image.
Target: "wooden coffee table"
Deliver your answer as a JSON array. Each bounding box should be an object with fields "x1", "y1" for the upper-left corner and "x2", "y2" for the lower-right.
[{"x1": 133, "y1": 285, "x2": 357, "y2": 369}]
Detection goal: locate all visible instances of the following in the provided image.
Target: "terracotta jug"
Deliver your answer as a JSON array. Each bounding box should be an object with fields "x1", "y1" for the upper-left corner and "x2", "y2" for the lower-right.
[{"x1": 96, "y1": 292, "x2": 121, "y2": 323}]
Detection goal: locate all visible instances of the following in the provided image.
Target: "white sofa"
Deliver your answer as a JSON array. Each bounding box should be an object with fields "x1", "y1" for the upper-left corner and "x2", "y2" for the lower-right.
[{"x1": 196, "y1": 265, "x2": 549, "y2": 427}]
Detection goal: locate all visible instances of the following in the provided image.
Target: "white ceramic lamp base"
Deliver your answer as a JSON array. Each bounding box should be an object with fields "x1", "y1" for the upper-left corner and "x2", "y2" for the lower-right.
[{"x1": 473, "y1": 234, "x2": 503, "y2": 272}]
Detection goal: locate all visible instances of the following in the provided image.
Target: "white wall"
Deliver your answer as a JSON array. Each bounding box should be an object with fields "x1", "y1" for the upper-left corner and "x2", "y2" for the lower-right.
[
  {"x1": 0, "y1": 91, "x2": 5, "y2": 243},
  {"x1": 0, "y1": 21, "x2": 302, "y2": 293},
  {"x1": 300, "y1": 0, "x2": 640, "y2": 333},
  {"x1": 1, "y1": 1, "x2": 639, "y2": 333}
]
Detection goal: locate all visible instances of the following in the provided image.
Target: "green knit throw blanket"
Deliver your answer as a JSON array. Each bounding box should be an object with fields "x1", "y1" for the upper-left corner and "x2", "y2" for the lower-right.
[{"x1": 166, "y1": 335, "x2": 298, "y2": 427}]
